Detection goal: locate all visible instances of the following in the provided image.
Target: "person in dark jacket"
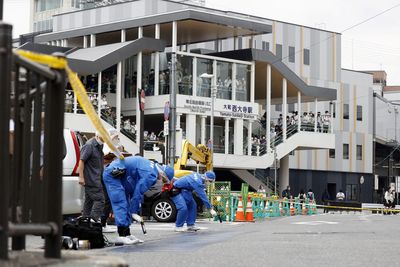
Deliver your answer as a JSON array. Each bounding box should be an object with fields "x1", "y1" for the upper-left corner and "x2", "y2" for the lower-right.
[{"x1": 321, "y1": 189, "x2": 330, "y2": 213}]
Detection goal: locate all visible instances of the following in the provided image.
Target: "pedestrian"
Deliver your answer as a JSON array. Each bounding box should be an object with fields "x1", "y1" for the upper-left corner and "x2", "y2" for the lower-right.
[
  {"x1": 307, "y1": 189, "x2": 315, "y2": 201},
  {"x1": 321, "y1": 189, "x2": 330, "y2": 213},
  {"x1": 336, "y1": 189, "x2": 345, "y2": 201},
  {"x1": 298, "y1": 189, "x2": 306, "y2": 203},
  {"x1": 78, "y1": 131, "x2": 106, "y2": 222},
  {"x1": 103, "y1": 156, "x2": 174, "y2": 244},
  {"x1": 384, "y1": 187, "x2": 395, "y2": 215},
  {"x1": 282, "y1": 186, "x2": 291, "y2": 198},
  {"x1": 170, "y1": 171, "x2": 218, "y2": 232}
]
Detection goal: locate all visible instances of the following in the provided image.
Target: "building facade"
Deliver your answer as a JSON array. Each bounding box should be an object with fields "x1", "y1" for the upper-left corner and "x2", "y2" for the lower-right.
[{"x1": 29, "y1": 0, "x2": 396, "y2": 202}]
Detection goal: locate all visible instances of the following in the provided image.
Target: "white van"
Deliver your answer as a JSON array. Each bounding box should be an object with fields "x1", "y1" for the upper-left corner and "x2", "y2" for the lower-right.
[{"x1": 62, "y1": 129, "x2": 85, "y2": 215}]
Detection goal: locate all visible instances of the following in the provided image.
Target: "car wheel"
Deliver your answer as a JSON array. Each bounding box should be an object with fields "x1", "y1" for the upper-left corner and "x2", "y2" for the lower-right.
[{"x1": 151, "y1": 198, "x2": 176, "y2": 222}]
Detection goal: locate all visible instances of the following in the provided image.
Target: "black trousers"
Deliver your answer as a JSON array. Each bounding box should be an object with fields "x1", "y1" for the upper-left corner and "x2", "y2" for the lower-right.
[{"x1": 101, "y1": 179, "x2": 113, "y2": 227}]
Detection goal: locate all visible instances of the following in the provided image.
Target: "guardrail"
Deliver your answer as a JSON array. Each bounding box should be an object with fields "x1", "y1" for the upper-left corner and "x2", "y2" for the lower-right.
[{"x1": 0, "y1": 23, "x2": 65, "y2": 260}]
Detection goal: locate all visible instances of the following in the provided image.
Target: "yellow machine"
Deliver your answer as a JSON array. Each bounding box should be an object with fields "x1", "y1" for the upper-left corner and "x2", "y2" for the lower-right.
[{"x1": 173, "y1": 140, "x2": 213, "y2": 177}]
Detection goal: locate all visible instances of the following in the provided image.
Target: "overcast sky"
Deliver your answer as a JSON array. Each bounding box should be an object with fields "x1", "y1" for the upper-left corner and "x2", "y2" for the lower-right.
[{"x1": 3, "y1": 0, "x2": 400, "y2": 84}]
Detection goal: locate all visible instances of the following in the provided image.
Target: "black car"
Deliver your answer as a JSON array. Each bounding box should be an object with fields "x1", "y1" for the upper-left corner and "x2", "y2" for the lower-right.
[{"x1": 141, "y1": 180, "x2": 204, "y2": 222}]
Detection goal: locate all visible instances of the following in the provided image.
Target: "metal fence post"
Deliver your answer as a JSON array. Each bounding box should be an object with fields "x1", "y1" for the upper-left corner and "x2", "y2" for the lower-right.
[
  {"x1": 0, "y1": 22, "x2": 12, "y2": 260},
  {"x1": 43, "y1": 53, "x2": 65, "y2": 259}
]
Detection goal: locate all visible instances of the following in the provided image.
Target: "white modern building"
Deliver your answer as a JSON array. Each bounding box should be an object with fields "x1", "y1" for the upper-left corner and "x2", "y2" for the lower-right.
[{"x1": 26, "y1": 0, "x2": 398, "y2": 202}]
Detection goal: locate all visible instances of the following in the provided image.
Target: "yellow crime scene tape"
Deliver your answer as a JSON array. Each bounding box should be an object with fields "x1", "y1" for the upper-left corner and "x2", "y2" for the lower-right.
[{"x1": 15, "y1": 49, "x2": 124, "y2": 160}]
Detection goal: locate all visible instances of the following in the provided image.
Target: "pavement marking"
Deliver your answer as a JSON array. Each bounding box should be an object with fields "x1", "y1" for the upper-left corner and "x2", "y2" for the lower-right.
[{"x1": 292, "y1": 221, "x2": 339, "y2": 226}]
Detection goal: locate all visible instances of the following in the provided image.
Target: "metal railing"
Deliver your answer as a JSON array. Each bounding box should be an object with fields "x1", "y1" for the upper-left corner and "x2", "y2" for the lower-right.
[{"x1": 0, "y1": 23, "x2": 65, "y2": 260}]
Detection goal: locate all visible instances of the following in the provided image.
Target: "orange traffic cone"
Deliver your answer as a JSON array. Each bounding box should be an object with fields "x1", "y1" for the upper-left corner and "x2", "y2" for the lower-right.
[
  {"x1": 245, "y1": 197, "x2": 255, "y2": 222},
  {"x1": 235, "y1": 197, "x2": 245, "y2": 222},
  {"x1": 290, "y1": 201, "x2": 295, "y2": 216},
  {"x1": 302, "y1": 202, "x2": 307, "y2": 215}
]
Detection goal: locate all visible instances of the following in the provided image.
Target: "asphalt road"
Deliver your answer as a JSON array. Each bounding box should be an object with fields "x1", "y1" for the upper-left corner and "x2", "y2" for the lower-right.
[{"x1": 24, "y1": 213, "x2": 400, "y2": 267}]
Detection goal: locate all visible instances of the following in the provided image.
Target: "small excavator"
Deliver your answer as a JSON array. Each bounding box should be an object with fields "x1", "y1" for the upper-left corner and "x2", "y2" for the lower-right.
[{"x1": 173, "y1": 139, "x2": 213, "y2": 177}]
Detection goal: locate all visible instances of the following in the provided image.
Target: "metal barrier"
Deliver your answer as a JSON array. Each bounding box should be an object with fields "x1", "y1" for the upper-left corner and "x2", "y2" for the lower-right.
[{"x1": 0, "y1": 23, "x2": 65, "y2": 260}]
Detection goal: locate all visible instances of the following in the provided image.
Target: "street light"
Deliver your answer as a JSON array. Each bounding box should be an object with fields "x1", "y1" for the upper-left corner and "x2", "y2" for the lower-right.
[{"x1": 200, "y1": 73, "x2": 215, "y2": 170}]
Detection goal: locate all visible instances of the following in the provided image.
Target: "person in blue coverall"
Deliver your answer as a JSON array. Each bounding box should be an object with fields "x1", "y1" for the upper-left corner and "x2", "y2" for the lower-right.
[
  {"x1": 171, "y1": 171, "x2": 218, "y2": 232},
  {"x1": 103, "y1": 156, "x2": 174, "y2": 245}
]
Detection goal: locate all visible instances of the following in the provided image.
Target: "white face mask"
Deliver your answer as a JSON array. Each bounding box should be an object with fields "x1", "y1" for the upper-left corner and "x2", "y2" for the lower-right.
[{"x1": 112, "y1": 137, "x2": 120, "y2": 147}]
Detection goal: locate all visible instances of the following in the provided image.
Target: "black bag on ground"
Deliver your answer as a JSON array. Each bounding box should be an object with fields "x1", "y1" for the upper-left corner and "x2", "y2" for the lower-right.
[{"x1": 62, "y1": 217, "x2": 105, "y2": 249}]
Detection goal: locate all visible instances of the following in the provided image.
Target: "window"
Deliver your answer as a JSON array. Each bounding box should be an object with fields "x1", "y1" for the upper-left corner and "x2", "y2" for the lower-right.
[
  {"x1": 275, "y1": 44, "x2": 282, "y2": 60},
  {"x1": 332, "y1": 102, "x2": 336, "y2": 118},
  {"x1": 346, "y1": 184, "x2": 358, "y2": 201},
  {"x1": 303, "y1": 49, "x2": 310, "y2": 65},
  {"x1": 356, "y1": 145, "x2": 362, "y2": 160},
  {"x1": 343, "y1": 104, "x2": 349, "y2": 119},
  {"x1": 275, "y1": 104, "x2": 282, "y2": 112},
  {"x1": 329, "y1": 149, "x2": 335, "y2": 158},
  {"x1": 343, "y1": 144, "x2": 349, "y2": 159},
  {"x1": 288, "y1": 103, "x2": 295, "y2": 113},
  {"x1": 289, "y1": 46, "x2": 295, "y2": 63},
  {"x1": 357, "y1": 105, "x2": 362, "y2": 121},
  {"x1": 238, "y1": 37, "x2": 243, "y2": 50},
  {"x1": 35, "y1": 0, "x2": 62, "y2": 12},
  {"x1": 262, "y1": 41, "x2": 270, "y2": 51}
]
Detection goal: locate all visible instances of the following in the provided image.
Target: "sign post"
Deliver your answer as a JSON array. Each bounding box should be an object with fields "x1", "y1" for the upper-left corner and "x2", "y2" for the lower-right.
[{"x1": 139, "y1": 89, "x2": 145, "y2": 156}]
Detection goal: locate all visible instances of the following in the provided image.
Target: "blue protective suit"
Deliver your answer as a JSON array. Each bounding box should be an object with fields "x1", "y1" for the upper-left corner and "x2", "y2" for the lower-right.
[
  {"x1": 171, "y1": 172, "x2": 212, "y2": 227},
  {"x1": 103, "y1": 156, "x2": 158, "y2": 227}
]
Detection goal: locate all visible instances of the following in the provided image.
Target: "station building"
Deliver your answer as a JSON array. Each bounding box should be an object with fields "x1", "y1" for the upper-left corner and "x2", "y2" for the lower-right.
[{"x1": 28, "y1": 0, "x2": 399, "y2": 202}]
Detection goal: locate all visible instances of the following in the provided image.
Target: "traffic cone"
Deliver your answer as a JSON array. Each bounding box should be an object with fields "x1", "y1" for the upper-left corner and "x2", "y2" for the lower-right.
[
  {"x1": 290, "y1": 201, "x2": 295, "y2": 216},
  {"x1": 235, "y1": 197, "x2": 245, "y2": 222},
  {"x1": 302, "y1": 202, "x2": 307, "y2": 215},
  {"x1": 279, "y1": 201, "x2": 283, "y2": 216},
  {"x1": 245, "y1": 197, "x2": 255, "y2": 222}
]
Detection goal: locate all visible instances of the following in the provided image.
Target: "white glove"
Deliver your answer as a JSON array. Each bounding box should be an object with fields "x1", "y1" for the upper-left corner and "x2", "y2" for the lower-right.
[
  {"x1": 132, "y1": 213, "x2": 143, "y2": 223},
  {"x1": 209, "y1": 209, "x2": 217, "y2": 217}
]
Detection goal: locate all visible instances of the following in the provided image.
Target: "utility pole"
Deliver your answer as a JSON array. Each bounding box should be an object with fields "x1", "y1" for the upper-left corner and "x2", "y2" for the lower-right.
[{"x1": 274, "y1": 147, "x2": 277, "y2": 195}]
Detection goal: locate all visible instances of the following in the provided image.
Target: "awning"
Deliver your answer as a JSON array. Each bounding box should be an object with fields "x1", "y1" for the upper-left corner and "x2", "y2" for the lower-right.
[
  {"x1": 17, "y1": 42, "x2": 77, "y2": 55},
  {"x1": 67, "y1": 37, "x2": 165, "y2": 75},
  {"x1": 210, "y1": 49, "x2": 337, "y2": 102}
]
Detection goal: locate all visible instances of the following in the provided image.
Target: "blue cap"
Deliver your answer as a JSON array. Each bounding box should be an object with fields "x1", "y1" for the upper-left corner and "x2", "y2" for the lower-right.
[{"x1": 204, "y1": 171, "x2": 216, "y2": 181}]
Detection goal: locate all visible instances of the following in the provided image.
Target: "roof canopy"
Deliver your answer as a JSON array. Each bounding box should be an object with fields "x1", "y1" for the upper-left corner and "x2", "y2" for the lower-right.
[
  {"x1": 211, "y1": 49, "x2": 337, "y2": 102},
  {"x1": 67, "y1": 37, "x2": 165, "y2": 75}
]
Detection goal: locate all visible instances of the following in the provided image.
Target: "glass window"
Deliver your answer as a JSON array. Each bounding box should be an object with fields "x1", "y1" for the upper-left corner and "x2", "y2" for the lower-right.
[
  {"x1": 36, "y1": 0, "x2": 62, "y2": 12},
  {"x1": 357, "y1": 105, "x2": 362, "y2": 121},
  {"x1": 304, "y1": 49, "x2": 310, "y2": 65},
  {"x1": 276, "y1": 44, "x2": 282, "y2": 60},
  {"x1": 216, "y1": 61, "x2": 232, "y2": 100},
  {"x1": 197, "y1": 58, "x2": 213, "y2": 97},
  {"x1": 346, "y1": 184, "x2": 358, "y2": 201},
  {"x1": 288, "y1": 103, "x2": 295, "y2": 113},
  {"x1": 329, "y1": 149, "x2": 335, "y2": 158},
  {"x1": 177, "y1": 55, "x2": 193, "y2": 95},
  {"x1": 275, "y1": 104, "x2": 282, "y2": 112},
  {"x1": 332, "y1": 102, "x2": 336, "y2": 118},
  {"x1": 262, "y1": 41, "x2": 269, "y2": 51},
  {"x1": 235, "y1": 64, "x2": 250, "y2": 101},
  {"x1": 142, "y1": 53, "x2": 156, "y2": 96},
  {"x1": 124, "y1": 55, "x2": 137, "y2": 98},
  {"x1": 343, "y1": 104, "x2": 349, "y2": 119},
  {"x1": 159, "y1": 52, "x2": 171, "y2": 95},
  {"x1": 238, "y1": 37, "x2": 243, "y2": 49},
  {"x1": 289, "y1": 46, "x2": 295, "y2": 63},
  {"x1": 356, "y1": 145, "x2": 362, "y2": 160},
  {"x1": 343, "y1": 144, "x2": 349, "y2": 159}
]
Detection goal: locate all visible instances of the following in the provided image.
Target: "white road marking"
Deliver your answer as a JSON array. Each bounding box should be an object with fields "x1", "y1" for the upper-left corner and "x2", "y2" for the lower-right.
[{"x1": 292, "y1": 221, "x2": 339, "y2": 226}]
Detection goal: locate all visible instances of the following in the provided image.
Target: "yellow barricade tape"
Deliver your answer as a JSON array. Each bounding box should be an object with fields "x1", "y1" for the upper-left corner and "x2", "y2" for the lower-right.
[{"x1": 16, "y1": 50, "x2": 124, "y2": 160}]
